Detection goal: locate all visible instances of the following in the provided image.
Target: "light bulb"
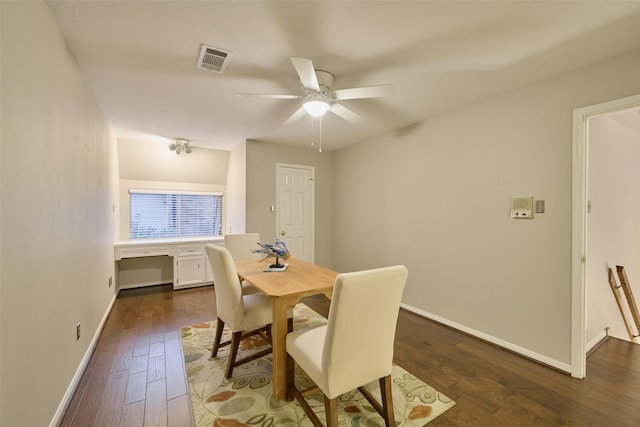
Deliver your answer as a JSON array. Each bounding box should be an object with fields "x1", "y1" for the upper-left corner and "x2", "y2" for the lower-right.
[{"x1": 303, "y1": 100, "x2": 330, "y2": 117}]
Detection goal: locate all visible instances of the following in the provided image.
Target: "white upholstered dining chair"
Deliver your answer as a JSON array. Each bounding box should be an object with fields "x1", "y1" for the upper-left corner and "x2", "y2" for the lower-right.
[
  {"x1": 286, "y1": 265, "x2": 408, "y2": 427},
  {"x1": 224, "y1": 233, "x2": 262, "y2": 295},
  {"x1": 206, "y1": 244, "x2": 291, "y2": 378}
]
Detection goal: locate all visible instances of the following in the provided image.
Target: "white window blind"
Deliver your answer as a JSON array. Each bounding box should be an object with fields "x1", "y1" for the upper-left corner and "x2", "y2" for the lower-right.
[{"x1": 129, "y1": 189, "x2": 223, "y2": 239}]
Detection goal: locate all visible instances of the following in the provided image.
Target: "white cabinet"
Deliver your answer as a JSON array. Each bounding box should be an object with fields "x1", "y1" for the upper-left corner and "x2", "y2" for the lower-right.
[
  {"x1": 115, "y1": 237, "x2": 222, "y2": 290},
  {"x1": 176, "y1": 255, "x2": 208, "y2": 288},
  {"x1": 175, "y1": 244, "x2": 210, "y2": 289}
]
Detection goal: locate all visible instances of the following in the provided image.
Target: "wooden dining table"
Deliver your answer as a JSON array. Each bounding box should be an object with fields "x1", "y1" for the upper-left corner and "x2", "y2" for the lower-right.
[{"x1": 234, "y1": 257, "x2": 338, "y2": 401}]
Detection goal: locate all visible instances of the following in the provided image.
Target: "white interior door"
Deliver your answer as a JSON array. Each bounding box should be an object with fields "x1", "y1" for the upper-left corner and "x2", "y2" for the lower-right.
[{"x1": 277, "y1": 164, "x2": 314, "y2": 262}]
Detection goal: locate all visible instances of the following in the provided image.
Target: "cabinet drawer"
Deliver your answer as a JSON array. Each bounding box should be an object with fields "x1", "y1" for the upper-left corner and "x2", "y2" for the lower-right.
[
  {"x1": 116, "y1": 245, "x2": 171, "y2": 259},
  {"x1": 177, "y1": 244, "x2": 205, "y2": 256}
]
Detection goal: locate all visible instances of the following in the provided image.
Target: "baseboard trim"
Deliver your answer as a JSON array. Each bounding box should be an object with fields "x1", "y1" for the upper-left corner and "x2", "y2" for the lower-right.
[
  {"x1": 400, "y1": 302, "x2": 572, "y2": 374},
  {"x1": 586, "y1": 329, "x2": 609, "y2": 356},
  {"x1": 118, "y1": 279, "x2": 172, "y2": 290},
  {"x1": 49, "y1": 291, "x2": 118, "y2": 427}
]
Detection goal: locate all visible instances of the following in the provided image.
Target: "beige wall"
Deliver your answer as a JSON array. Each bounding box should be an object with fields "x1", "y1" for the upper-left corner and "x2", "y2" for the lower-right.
[
  {"x1": 586, "y1": 113, "x2": 640, "y2": 344},
  {"x1": 332, "y1": 48, "x2": 640, "y2": 370},
  {"x1": 118, "y1": 138, "x2": 229, "y2": 184},
  {"x1": 226, "y1": 142, "x2": 247, "y2": 235},
  {"x1": 246, "y1": 141, "x2": 333, "y2": 268},
  {"x1": 1, "y1": 2, "x2": 119, "y2": 425}
]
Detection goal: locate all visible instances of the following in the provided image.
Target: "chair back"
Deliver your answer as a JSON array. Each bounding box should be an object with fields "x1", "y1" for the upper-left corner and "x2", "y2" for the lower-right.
[
  {"x1": 224, "y1": 233, "x2": 262, "y2": 261},
  {"x1": 205, "y1": 244, "x2": 245, "y2": 328},
  {"x1": 322, "y1": 265, "x2": 408, "y2": 398}
]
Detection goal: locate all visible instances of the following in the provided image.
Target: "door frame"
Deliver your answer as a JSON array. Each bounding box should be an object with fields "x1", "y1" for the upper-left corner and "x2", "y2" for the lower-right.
[
  {"x1": 275, "y1": 163, "x2": 315, "y2": 262},
  {"x1": 571, "y1": 93, "x2": 640, "y2": 378}
]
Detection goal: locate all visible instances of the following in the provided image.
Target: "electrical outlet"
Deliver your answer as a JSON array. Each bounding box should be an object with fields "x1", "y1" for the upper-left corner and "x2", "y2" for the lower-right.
[
  {"x1": 108, "y1": 276, "x2": 113, "y2": 287},
  {"x1": 76, "y1": 323, "x2": 81, "y2": 340}
]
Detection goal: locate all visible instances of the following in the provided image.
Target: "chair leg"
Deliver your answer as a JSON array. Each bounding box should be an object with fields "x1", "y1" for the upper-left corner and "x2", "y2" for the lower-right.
[
  {"x1": 379, "y1": 375, "x2": 396, "y2": 427},
  {"x1": 290, "y1": 385, "x2": 325, "y2": 427},
  {"x1": 284, "y1": 318, "x2": 295, "y2": 401},
  {"x1": 286, "y1": 354, "x2": 295, "y2": 401},
  {"x1": 324, "y1": 396, "x2": 339, "y2": 427},
  {"x1": 358, "y1": 375, "x2": 396, "y2": 427},
  {"x1": 211, "y1": 318, "x2": 225, "y2": 358},
  {"x1": 225, "y1": 331, "x2": 242, "y2": 379}
]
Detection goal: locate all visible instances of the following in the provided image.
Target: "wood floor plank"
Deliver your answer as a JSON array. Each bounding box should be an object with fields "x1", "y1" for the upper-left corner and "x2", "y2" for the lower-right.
[
  {"x1": 124, "y1": 371, "x2": 148, "y2": 405},
  {"x1": 144, "y1": 379, "x2": 168, "y2": 427},
  {"x1": 149, "y1": 341, "x2": 165, "y2": 358},
  {"x1": 167, "y1": 394, "x2": 194, "y2": 427},
  {"x1": 111, "y1": 328, "x2": 138, "y2": 373},
  {"x1": 120, "y1": 400, "x2": 145, "y2": 427},
  {"x1": 130, "y1": 354, "x2": 149, "y2": 375},
  {"x1": 165, "y1": 330, "x2": 188, "y2": 400},
  {"x1": 63, "y1": 348, "x2": 117, "y2": 426},
  {"x1": 94, "y1": 370, "x2": 128, "y2": 426},
  {"x1": 147, "y1": 356, "x2": 166, "y2": 383}
]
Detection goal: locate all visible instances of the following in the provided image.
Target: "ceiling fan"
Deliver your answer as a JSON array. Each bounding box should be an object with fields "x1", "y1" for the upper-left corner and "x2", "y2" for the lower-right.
[{"x1": 237, "y1": 57, "x2": 393, "y2": 125}]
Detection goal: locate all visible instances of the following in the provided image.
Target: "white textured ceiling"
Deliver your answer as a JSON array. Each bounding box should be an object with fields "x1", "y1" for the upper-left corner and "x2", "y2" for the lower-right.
[{"x1": 46, "y1": 1, "x2": 640, "y2": 152}]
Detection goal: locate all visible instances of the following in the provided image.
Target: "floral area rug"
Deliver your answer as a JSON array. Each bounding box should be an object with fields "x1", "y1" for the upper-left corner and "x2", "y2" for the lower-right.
[{"x1": 181, "y1": 304, "x2": 455, "y2": 426}]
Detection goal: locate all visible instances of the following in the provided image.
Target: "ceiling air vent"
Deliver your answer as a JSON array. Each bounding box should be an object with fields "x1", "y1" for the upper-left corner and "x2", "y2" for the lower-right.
[{"x1": 196, "y1": 45, "x2": 232, "y2": 73}]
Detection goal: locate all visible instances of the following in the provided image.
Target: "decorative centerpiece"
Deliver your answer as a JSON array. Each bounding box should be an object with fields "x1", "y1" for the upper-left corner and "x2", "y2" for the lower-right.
[{"x1": 253, "y1": 237, "x2": 291, "y2": 271}]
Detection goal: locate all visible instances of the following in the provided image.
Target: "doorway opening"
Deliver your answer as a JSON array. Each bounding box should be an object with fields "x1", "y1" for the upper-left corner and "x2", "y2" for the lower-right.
[{"x1": 571, "y1": 93, "x2": 640, "y2": 378}]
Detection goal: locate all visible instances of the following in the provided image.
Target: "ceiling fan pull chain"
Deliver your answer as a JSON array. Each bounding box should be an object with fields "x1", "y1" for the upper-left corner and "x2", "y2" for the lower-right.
[
  {"x1": 310, "y1": 118, "x2": 315, "y2": 148},
  {"x1": 319, "y1": 117, "x2": 322, "y2": 153}
]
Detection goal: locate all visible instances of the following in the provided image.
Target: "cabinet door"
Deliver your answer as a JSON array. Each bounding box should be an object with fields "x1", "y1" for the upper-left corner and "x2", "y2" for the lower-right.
[{"x1": 176, "y1": 255, "x2": 208, "y2": 288}]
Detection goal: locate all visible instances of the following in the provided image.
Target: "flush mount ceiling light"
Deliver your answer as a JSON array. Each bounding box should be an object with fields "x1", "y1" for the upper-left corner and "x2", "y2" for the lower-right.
[
  {"x1": 169, "y1": 138, "x2": 192, "y2": 155},
  {"x1": 303, "y1": 100, "x2": 330, "y2": 117}
]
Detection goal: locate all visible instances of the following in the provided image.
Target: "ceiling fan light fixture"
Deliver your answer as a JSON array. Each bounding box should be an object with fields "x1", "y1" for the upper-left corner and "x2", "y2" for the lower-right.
[{"x1": 303, "y1": 100, "x2": 330, "y2": 117}]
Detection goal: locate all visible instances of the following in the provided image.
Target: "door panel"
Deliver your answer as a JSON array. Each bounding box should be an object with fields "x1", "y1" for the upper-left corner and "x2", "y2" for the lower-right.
[{"x1": 277, "y1": 165, "x2": 314, "y2": 262}]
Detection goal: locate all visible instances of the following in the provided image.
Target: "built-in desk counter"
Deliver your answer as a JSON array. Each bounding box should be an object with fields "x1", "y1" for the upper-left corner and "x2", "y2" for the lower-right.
[{"x1": 115, "y1": 237, "x2": 224, "y2": 290}]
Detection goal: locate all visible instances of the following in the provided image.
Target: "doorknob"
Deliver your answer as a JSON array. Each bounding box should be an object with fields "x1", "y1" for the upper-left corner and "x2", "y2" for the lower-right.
[{"x1": 280, "y1": 230, "x2": 286, "y2": 236}]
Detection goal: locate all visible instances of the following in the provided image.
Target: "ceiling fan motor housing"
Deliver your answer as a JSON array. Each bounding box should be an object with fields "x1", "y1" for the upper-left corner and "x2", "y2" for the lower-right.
[{"x1": 314, "y1": 70, "x2": 334, "y2": 96}]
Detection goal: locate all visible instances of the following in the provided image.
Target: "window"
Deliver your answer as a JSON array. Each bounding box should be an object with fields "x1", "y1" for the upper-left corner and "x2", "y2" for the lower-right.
[{"x1": 129, "y1": 189, "x2": 222, "y2": 239}]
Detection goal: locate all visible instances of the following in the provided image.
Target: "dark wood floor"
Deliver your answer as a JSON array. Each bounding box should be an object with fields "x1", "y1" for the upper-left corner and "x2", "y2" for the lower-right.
[{"x1": 61, "y1": 284, "x2": 640, "y2": 426}]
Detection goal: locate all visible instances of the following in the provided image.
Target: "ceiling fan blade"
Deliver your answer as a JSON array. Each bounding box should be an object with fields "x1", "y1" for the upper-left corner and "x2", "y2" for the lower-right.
[
  {"x1": 333, "y1": 84, "x2": 394, "y2": 100},
  {"x1": 290, "y1": 57, "x2": 320, "y2": 91},
  {"x1": 236, "y1": 93, "x2": 301, "y2": 99},
  {"x1": 329, "y1": 103, "x2": 364, "y2": 125},
  {"x1": 283, "y1": 106, "x2": 307, "y2": 125}
]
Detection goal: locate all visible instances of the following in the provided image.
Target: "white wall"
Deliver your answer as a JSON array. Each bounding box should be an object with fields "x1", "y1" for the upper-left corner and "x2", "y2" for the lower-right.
[
  {"x1": 332, "y1": 48, "x2": 640, "y2": 370},
  {"x1": 246, "y1": 141, "x2": 333, "y2": 268},
  {"x1": 586, "y1": 112, "x2": 640, "y2": 344},
  {"x1": 1, "y1": 2, "x2": 119, "y2": 425}
]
